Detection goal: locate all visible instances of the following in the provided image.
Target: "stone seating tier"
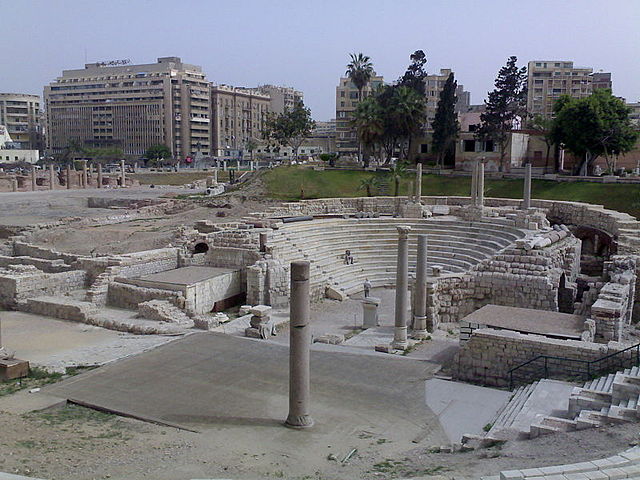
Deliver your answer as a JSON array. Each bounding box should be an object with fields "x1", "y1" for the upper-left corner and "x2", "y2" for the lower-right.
[{"x1": 268, "y1": 218, "x2": 526, "y2": 297}]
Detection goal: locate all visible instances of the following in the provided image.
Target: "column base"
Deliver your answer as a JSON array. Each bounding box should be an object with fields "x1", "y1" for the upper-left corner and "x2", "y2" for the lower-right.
[
  {"x1": 285, "y1": 414, "x2": 314, "y2": 429},
  {"x1": 392, "y1": 326, "x2": 408, "y2": 350},
  {"x1": 412, "y1": 329, "x2": 429, "y2": 340}
]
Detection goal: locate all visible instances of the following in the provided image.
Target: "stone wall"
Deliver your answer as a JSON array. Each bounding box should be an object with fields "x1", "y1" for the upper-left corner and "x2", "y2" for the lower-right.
[
  {"x1": 0, "y1": 255, "x2": 75, "y2": 273},
  {"x1": 246, "y1": 258, "x2": 290, "y2": 307},
  {"x1": 454, "y1": 328, "x2": 618, "y2": 387},
  {"x1": 0, "y1": 266, "x2": 87, "y2": 308},
  {"x1": 106, "y1": 281, "x2": 185, "y2": 310},
  {"x1": 115, "y1": 248, "x2": 180, "y2": 279}
]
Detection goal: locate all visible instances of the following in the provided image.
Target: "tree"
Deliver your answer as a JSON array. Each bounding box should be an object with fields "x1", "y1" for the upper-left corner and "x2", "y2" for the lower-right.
[
  {"x1": 351, "y1": 96, "x2": 384, "y2": 167},
  {"x1": 245, "y1": 138, "x2": 258, "y2": 161},
  {"x1": 530, "y1": 115, "x2": 556, "y2": 171},
  {"x1": 345, "y1": 53, "x2": 374, "y2": 102},
  {"x1": 431, "y1": 72, "x2": 460, "y2": 167},
  {"x1": 262, "y1": 100, "x2": 316, "y2": 163},
  {"x1": 358, "y1": 175, "x2": 380, "y2": 197},
  {"x1": 387, "y1": 86, "x2": 426, "y2": 162},
  {"x1": 397, "y1": 50, "x2": 428, "y2": 96},
  {"x1": 145, "y1": 144, "x2": 172, "y2": 165},
  {"x1": 319, "y1": 153, "x2": 338, "y2": 167},
  {"x1": 477, "y1": 56, "x2": 528, "y2": 171},
  {"x1": 346, "y1": 53, "x2": 375, "y2": 164},
  {"x1": 551, "y1": 89, "x2": 639, "y2": 175}
]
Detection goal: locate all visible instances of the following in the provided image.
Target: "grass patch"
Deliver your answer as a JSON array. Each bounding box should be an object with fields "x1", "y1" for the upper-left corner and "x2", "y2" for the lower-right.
[
  {"x1": 29, "y1": 403, "x2": 117, "y2": 426},
  {"x1": 0, "y1": 367, "x2": 63, "y2": 397},
  {"x1": 263, "y1": 166, "x2": 640, "y2": 218}
]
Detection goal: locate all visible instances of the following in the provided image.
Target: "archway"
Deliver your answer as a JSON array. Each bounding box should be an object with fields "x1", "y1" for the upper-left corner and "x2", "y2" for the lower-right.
[{"x1": 193, "y1": 242, "x2": 209, "y2": 254}]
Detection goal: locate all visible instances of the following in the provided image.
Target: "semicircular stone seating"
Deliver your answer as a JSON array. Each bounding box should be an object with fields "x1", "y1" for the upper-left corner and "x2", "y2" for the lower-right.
[{"x1": 267, "y1": 217, "x2": 526, "y2": 299}]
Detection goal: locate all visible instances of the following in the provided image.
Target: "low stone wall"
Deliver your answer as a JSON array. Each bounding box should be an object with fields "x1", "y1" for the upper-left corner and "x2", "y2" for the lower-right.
[
  {"x1": 0, "y1": 255, "x2": 74, "y2": 273},
  {"x1": 13, "y1": 242, "x2": 80, "y2": 264},
  {"x1": 0, "y1": 266, "x2": 87, "y2": 308},
  {"x1": 115, "y1": 248, "x2": 180, "y2": 279},
  {"x1": 454, "y1": 328, "x2": 618, "y2": 387},
  {"x1": 107, "y1": 281, "x2": 185, "y2": 310}
]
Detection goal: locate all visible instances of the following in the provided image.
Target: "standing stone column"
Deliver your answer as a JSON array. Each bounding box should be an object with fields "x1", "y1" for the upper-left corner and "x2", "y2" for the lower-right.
[
  {"x1": 49, "y1": 164, "x2": 55, "y2": 190},
  {"x1": 31, "y1": 165, "x2": 36, "y2": 191},
  {"x1": 477, "y1": 159, "x2": 485, "y2": 208},
  {"x1": 82, "y1": 160, "x2": 88, "y2": 189},
  {"x1": 223, "y1": 160, "x2": 227, "y2": 171},
  {"x1": 415, "y1": 163, "x2": 422, "y2": 202},
  {"x1": 66, "y1": 165, "x2": 71, "y2": 190},
  {"x1": 412, "y1": 234, "x2": 429, "y2": 339},
  {"x1": 285, "y1": 261, "x2": 314, "y2": 428},
  {"x1": 97, "y1": 163, "x2": 103, "y2": 189},
  {"x1": 213, "y1": 168, "x2": 218, "y2": 184},
  {"x1": 523, "y1": 162, "x2": 532, "y2": 210},
  {"x1": 471, "y1": 161, "x2": 478, "y2": 206},
  {"x1": 11, "y1": 178, "x2": 17, "y2": 192},
  {"x1": 392, "y1": 226, "x2": 412, "y2": 350},
  {"x1": 120, "y1": 159, "x2": 126, "y2": 187}
]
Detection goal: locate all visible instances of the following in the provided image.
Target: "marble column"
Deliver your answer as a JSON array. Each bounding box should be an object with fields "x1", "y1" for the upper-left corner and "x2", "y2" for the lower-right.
[
  {"x1": 392, "y1": 225, "x2": 412, "y2": 350},
  {"x1": 31, "y1": 165, "x2": 36, "y2": 191},
  {"x1": 223, "y1": 160, "x2": 227, "y2": 171},
  {"x1": 82, "y1": 161, "x2": 88, "y2": 189},
  {"x1": 415, "y1": 163, "x2": 422, "y2": 202},
  {"x1": 11, "y1": 178, "x2": 17, "y2": 192},
  {"x1": 477, "y1": 160, "x2": 485, "y2": 208},
  {"x1": 523, "y1": 162, "x2": 532, "y2": 209},
  {"x1": 412, "y1": 234, "x2": 429, "y2": 339},
  {"x1": 97, "y1": 163, "x2": 103, "y2": 188},
  {"x1": 49, "y1": 164, "x2": 55, "y2": 190},
  {"x1": 471, "y1": 161, "x2": 478, "y2": 206},
  {"x1": 285, "y1": 261, "x2": 314, "y2": 428},
  {"x1": 120, "y1": 159, "x2": 126, "y2": 187},
  {"x1": 66, "y1": 165, "x2": 71, "y2": 190},
  {"x1": 212, "y1": 168, "x2": 218, "y2": 184}
]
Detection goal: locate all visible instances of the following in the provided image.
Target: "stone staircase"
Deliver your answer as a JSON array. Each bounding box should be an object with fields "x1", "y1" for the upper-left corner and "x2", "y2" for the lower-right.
[
  {"x1": 480, "y1": 446, "x2": 640, "y2": 480},
  {"x1": 267, "y1": 217, "x2": 526, "y2": 299},
  {"x1": 484, "y1": 365, "x2": 640, "y2": 441}
]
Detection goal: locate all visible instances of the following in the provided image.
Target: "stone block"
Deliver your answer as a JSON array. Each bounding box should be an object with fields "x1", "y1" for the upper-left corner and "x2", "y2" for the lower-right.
[
  {"x1": 0, "y1": 359, "x2": 29, "y2": 380},
  {"x1": 250, "y1": 305, "x2": 272, "y2": 317}
]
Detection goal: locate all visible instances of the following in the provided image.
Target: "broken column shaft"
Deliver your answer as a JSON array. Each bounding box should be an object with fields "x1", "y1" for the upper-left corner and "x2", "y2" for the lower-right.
[
  {"x1": 415, "y1": 163, "x2": 422, "y2": 202},
  {"x1": 413, "y1": 234, "x2": 429, "y2": 339},
  {"x1": 285, "y1": 261, "x2": 314, "y2": 428},
  {"x1": 523, "y1": 162, "x2": 532, "y2": 209}
]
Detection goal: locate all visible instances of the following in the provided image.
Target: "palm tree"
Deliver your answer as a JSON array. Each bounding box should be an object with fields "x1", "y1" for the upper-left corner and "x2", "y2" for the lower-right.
[
  {"x1": 346, "y1": 53, "x2": 374, "y2": 163},
  {"x1": 358, "y1": 175, "x2": 380, "y2": 197},
  {"x1": 351, "y1": 97, "x2": 384, "y2": 167},
  {"x1": 389, "y1": 86, "x2": 426, "y2": 162}
]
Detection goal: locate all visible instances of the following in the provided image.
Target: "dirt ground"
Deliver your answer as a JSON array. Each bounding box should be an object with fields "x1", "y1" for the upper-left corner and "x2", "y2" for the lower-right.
[{"x1": 0, "y1": 402, "x2": 636, "y2": 480}]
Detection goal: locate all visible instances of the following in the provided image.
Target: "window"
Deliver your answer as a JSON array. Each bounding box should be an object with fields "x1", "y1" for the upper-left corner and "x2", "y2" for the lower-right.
[
  {"x1": 420, "y1": 143, "x2": 429, "y2": 154},
  {"x1": 340, "y1": 102, "x2": 345, "y2": 107},
  {"x1": 340, "y1": 91, "x2": 345, "y2": 97},
  {"x1": 463, "y1": 140, "x2": 475, "y2": 152},
  {"x1": 484, "y1": 140, "x2": 494, "y2": 152},
  {"x1": 349, "y1": 92, "x2": 358, "y2": 99},
  {"x1": 468, "y1": 124, "x2": 478, "y2": 132}
]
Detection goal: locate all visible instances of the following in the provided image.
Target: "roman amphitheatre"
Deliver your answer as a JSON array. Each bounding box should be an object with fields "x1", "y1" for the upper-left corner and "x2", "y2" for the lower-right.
[{"x1": 2, "y1": 164, "x2": 640, "y2": 480}]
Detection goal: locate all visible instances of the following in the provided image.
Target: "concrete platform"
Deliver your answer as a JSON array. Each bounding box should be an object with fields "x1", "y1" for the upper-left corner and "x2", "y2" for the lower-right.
[
  {"x1": 462, "y1": 304, "x2": 585, "y2": 339},
  {"x1": 509, "y1": 379, "x2": 575, "y2": 434},
  {"x1": 43, "y1": 332, "x2": 448, "y2": 445},
  {"x1": 424, "y1": 378, "x2": 511, "y2": 442},
  {"x1": 136, "y1": 266, "x2": 237, "y2": 286}
]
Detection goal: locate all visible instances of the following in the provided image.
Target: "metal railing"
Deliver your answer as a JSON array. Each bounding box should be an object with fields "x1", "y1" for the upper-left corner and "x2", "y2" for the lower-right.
[{"x1": 508, "y1": 342, "x2": 640, "y2": 390}]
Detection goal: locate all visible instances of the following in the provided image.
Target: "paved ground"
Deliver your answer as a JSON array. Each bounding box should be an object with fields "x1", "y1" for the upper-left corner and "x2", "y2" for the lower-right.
[
  {"x1": 0, "y1": 311, "x2": 176, "y2": 372},
  {"x1": 0, "y1": 185, "x2": 189, "y2": 226}
]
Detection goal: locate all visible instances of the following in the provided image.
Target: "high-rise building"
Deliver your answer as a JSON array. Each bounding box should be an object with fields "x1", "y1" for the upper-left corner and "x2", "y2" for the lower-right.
[
  {"x1": 44, "y1": 57, "x2": 211, "y2": 158},
  {"x1": 335, "y1": 74, "x2": 385, "y2": 155},
  {"x1": 424, "y1": 69, "x2": 471, "y2": 130},
  {"x1": 210, "y1": 85, "x2": 270, "y2": 157},
  {"x1": 256, "y1": 85, "x2": 303, "y2": 115},
  {"x1": 592, "y1": 72, "x2": 613, "y2": 91},
  {"x1": 527, "y1": 61, "x2": 593, "y2": 118},
  {"x1": 627, "y1": 102, "x2": 640, "y2": 127},
  {"x1": 0, "y1": 93, "x2": 43, "y2": 150}
]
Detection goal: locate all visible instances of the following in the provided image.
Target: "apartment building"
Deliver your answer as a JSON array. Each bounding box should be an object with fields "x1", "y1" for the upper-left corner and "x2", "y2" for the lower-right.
[
  {"x1": 210, "y1": 85, "x2": 270, "y2": 157},
  {"x1": 255, "y1": 85, "x2": 303, "y2": 115},
  {"x1": 0, "y1": 93, "x2": 43, "y2": 150},
  {"x1": 335, "y1": 74, "x2": 385, "y2": 155},
  {"x1": 527, "y1": 61, "x2": 593, "y2": 118},
  {"x1": 424, "y1": 69, "x2": 470, "y2": 130},
  {"x1": 44, "y1": 57, "x2": 211, "y2": 158},
  {"x1": 592, "y1": 72, "x2": 613, "y2": 91}
]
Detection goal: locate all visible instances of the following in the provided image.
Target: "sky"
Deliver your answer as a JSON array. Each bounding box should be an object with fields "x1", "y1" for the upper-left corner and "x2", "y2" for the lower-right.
[{"x1": 2, "y1": 0, "x2": 639, "y2": 120}]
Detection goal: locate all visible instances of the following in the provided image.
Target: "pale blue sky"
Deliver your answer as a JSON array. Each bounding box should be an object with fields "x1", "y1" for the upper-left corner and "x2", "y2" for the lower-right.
[{"x1": 2, "y1": 0, "x2": 639, "y2": 120}]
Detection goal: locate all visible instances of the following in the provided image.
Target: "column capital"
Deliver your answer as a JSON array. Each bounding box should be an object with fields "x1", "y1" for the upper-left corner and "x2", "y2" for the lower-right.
[{"x1": 396, "y1": 225, "x2": 412, "y2": 238}]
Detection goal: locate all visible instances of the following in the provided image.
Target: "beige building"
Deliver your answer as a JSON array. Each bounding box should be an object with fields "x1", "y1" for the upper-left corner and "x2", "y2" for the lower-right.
[
  {"x1": 0, "y1": 93, "x2": 43, "y2": 150},
  {"x1": 210, "y1": 85, "x2": 270, "y2": 157},
  {"x1": 256, "y1": 85, "x2": 303, "y2": 115},
  {"x1": 592, "y1": 72, "x2": 612, "y2": 91},
  {"x1": 527, "y1": 61, "x2": 593, "y2": 118},
  {"x1": 335, "y1": 74, "x2": 384, "y2": 155},
  {"x1": 44, "y1": 57, "x2": 211, "y2": 159}
]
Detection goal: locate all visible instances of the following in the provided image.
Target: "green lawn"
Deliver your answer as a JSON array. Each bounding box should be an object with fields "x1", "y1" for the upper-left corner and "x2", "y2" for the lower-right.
[{"x1": 263, "y1": 166, "x2": 640, "y2": 219}]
